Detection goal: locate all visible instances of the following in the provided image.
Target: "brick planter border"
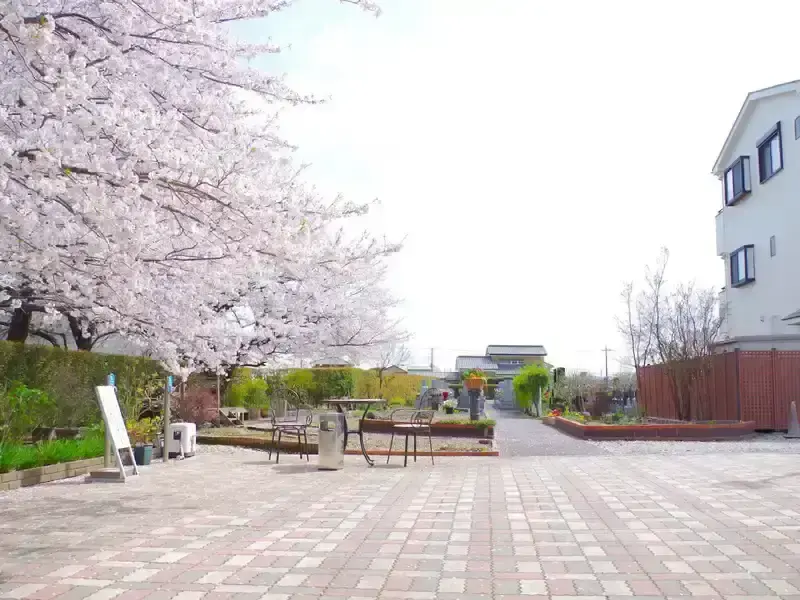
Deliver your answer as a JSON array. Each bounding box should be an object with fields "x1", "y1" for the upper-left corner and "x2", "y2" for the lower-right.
[
  {"x1": 0, "y1": 457, "x2": 105, "y2": 492},
  {"x1": 545, "y1": 416, "x2": 757, "y2": 441},
  {"x1": 197, "y1": 435, "x2": 498, "y2": 457},
  {"x1": 360, "y1": 420, "x2": 494, "y2": 439}
]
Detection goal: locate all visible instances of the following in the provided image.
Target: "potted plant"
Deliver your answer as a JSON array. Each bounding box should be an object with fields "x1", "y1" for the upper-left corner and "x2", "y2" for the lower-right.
[
  {"x1": 462, "y1": 369, "x2": 487, "y2": 391},
  {"x1": 127, "y1": 417, "x2": 161, "y2": 465},
  {"x1": 443, "y1": 398, "x2": 457, "y2": 414}
]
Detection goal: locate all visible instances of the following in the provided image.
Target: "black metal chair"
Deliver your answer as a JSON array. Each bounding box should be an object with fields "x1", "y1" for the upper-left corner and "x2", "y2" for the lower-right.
[
  {"x1": 387, "y1": 409, "x2": 435, "y2": 467},
  {"x1": 268, "y1": 406, "x2": 312, "y2": 463}
]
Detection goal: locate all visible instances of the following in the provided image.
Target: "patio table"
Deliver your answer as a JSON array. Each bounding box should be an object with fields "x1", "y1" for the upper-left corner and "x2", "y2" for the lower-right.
[
  {"x1": 326, "y1": 398, "x2": 386, "y2": 466},
  {"x1": 221, "y1": 407, "x2": 249, "y2": 422}
]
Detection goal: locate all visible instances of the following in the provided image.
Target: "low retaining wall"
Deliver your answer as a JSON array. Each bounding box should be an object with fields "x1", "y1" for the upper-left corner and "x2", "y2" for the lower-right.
[
  {"x1": 547, "y1": 416, "x2": 757, "y2": 441},
  {"x1": 197, "y1": 435, "x2": 498, "y2": 457},
  {"x1": 0, "y1": 457, "x2": 104, "y2": 492},
  {"x1": 361, "y1": 420, "x2": 494, "y2": 439}
]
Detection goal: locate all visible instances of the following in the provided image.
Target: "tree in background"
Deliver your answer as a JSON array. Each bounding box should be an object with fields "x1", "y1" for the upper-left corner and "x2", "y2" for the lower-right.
[
  {"x1": 552, "y1": 370, "x2": 599, "y2": 413},
  {"x1": 374, "y1": 343, "x2": 411, "y2": 398},
  {"x1": 513, "y1": 363, "x2": 550, "y2": 416},
  {"x1": 618, "y1": 248, "x2": 722, "y2": 420}
]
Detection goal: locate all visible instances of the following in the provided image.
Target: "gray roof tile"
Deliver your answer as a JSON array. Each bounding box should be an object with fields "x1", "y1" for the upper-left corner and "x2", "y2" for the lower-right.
[
  {"x1": 455, "y1": 356, "x2": 498, "y2": 371},
  {"x1": 486, "y1": 345, "x2": 547, "y2": 356}
]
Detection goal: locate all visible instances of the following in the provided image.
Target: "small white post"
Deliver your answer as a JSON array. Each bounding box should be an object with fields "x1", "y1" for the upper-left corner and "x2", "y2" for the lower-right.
[
  {"x1": 104, "y1": 373, "x2": 115, "y2": 468},
  {"x1": 537, "y1": 386, "x2": 543, "y2": 417},
  {"x1": 216, "y1": 371, "x2": 221, "y2": 426},
  {"x1": 163, "y1": 377, "x2": 172, "y2": 463}
]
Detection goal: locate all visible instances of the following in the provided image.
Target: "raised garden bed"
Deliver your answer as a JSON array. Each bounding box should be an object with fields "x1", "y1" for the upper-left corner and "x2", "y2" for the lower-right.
[
  {"x1": 0, "y1": 457, "x2": 105, "y2": 492},
  {"x1": 361, "y1": 419, "x2": 494, "y2": 438},
  {"x1": 197, "y1": 434, "x2": 498, "y2": 457},
  {"x1": 545, "y1": 416, "x2": 757, "y2": 441}
]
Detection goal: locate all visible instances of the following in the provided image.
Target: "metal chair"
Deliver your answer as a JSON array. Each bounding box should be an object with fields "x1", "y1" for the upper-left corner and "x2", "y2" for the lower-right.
[
  {"x1": 268, "y1": 406, "x2": 312, "y2": 464},
  {"x1": 387, "y1": 409, "x2": 435, "y2": 467}
]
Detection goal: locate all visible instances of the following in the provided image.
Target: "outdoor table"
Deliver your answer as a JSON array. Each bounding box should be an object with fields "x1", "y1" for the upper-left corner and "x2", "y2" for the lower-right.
[
  {"x1": 327, "y1": 398, "x2": 386, "y2": 466},
  {"x1": 222, "y1": 407, "x2": 249, "y2": 422}
]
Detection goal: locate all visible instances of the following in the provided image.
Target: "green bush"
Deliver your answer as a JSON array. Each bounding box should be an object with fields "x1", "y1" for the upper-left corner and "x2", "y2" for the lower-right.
[
  {"x1": 311, "y1": 368, "x2": 355, "y2": 402},
  {"x1": 513, "y1": 363, "x2": 550, "y2": 415},
  {"x1": 0, "y1": 382, "x2": 55, "y2": 444},
  {"x1": 0, "y1": 435, "x2": 106, "y2": 473},
  {"x1": 0, "y1": 341, "x2": 164, "y2": 428},
  {"x1": 267, "y1": 368, "x2": 427, "y2": 407},
  {"x1": 227, "y1": 377, "x2": 269, "y2": 411},
  {"x1": 283, "y1": 369, "x2": 314, "y2": 396}
]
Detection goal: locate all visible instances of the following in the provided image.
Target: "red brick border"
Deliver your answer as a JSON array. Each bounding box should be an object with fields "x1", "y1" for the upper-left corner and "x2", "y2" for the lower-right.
[{"x1": 545, "y1": 416, "x2": 756, "y2": 440}]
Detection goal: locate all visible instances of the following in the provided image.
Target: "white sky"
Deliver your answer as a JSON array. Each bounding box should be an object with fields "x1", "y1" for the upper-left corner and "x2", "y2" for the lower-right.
[{"x1": 239, "y1": 0, "x2": 800, "y2": 374}]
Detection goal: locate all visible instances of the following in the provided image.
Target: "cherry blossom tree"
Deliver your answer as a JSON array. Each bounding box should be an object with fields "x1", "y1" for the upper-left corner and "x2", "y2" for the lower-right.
[{"x1": 0, "y1": 0, "x2": 400, "y2": 372}]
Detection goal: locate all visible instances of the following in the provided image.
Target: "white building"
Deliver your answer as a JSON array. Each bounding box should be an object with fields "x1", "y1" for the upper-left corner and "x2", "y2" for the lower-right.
[{"x1": 713, "y1": 80, "x2": 800, "y2": 350}]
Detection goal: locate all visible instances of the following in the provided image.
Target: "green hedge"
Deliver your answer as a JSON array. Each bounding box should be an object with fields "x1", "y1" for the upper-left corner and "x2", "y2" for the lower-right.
[
  {"x1": 0, "y1": 341, "x2": 164, "y2": 427},
  {"x1": 278, "y1": 368, "x2": 426, "y2": 405}
]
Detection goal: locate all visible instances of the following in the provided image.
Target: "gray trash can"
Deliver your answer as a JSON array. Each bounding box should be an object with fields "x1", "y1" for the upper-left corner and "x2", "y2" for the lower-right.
[{"x1": 317, "y1": 412, "x2": 345, "y2": 470}]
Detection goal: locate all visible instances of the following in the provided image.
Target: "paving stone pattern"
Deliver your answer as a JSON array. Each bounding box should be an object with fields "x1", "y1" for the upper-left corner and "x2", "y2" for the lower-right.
[{"x1": 4, "y1": 446, "x2": 800, "y2": 599}]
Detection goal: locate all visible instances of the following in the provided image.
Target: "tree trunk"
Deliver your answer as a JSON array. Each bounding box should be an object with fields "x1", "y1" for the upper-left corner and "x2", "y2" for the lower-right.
[
  {"x1": 6, "y1": 308, "x2": 31, "y2": 342},
  {"x1": 67, "y1": 315, "x2": 96, "y2": 350}
]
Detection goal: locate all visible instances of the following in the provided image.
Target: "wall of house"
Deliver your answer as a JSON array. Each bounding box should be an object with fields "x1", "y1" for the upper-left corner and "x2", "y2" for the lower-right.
[
  {"x1": 716, "y1": 93, "x2": 800, "y2": 340},
  {"x1": 488, "y1": 354, "x2": 545, "y2": 366}
]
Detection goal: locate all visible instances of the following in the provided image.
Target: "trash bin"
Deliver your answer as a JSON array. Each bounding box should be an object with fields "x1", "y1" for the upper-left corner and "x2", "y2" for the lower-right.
[{"x1": 318, "y1": 412, "x2": 345, "y2": 470}]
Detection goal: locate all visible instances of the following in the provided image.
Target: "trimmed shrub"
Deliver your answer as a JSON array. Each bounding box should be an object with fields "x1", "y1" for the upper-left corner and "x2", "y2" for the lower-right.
[
  {"x1": 0, "y1": 341, "x2": 163, "y2": 427},
  {"x1": 311, "y1": 368, "x2": 355, "y2": 402}
]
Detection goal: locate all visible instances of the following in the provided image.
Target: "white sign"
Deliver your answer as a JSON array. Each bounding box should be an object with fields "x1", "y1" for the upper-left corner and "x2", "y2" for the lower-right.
[{"x1": 95, "y1": 386, "x2": 139, "y2": 479}]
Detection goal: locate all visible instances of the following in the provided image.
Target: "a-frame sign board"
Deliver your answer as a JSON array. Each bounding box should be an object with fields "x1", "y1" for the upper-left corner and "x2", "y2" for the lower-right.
[{"x1": 95, "y1": 385, "x2": 139, "y2": 481}]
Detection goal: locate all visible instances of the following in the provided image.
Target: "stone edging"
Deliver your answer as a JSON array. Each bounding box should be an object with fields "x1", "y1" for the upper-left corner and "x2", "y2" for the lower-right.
[
  {"x1": 0, "y1": 457, "x2": 105, "y2": 492},
  {"x1": 197, "y1": 435, "x2": 498, "y2": 457},
  {"x1": 545, "y1": 416, "x2": 757, "y2": 440}
]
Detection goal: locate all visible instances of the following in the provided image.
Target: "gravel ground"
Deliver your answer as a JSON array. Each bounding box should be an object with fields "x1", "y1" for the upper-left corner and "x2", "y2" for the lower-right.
[
  {"x1": 487, "y1": 402, "x2": 800, "y2": 457},
  {"x1": 486, "y1": 404, "x2": 609, "y2": 457},
  {"x1": 588, "y1": 432, "x2": 800, "y2": 455},
  {"x1": 199, "y1": 426, "x2": 490, "y2": 452}
]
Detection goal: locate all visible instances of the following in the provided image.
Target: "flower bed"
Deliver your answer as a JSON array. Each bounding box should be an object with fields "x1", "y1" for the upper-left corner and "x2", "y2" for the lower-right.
[
  {"x1": 546, "y1": 416, "x2": 757, "y2": 441},
  {"x1": 0, "y1": 437, "x2": 105, "y2": 474}
]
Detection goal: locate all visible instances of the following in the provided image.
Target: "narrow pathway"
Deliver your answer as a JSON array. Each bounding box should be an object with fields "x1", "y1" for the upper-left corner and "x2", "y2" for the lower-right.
[{"x1": 487, "y1": 403, "x2": 608, "y2": 456}]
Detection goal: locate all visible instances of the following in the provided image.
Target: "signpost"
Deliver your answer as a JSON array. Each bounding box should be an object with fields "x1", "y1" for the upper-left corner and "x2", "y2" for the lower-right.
[
  {"x1": 103, "y1": 373, "x2": 115, "y2": 468},
  {"x1": 163, "y1": 377, "x2": 173, "y2": 463},
  {"x1": 93, "y1": 386, "x2": 139, "y2": 481}
]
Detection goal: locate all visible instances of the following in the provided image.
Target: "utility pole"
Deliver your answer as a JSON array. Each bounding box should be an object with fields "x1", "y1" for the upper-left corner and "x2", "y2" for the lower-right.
[
  {"x1": 430, "y1": 348, "x2": 434, "y2": 372},
  {"x1": 601, "y1": 346, "x2": 614, "y2": 388}
]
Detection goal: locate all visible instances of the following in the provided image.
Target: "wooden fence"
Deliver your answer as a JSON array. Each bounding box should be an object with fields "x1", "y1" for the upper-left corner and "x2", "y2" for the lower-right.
[{"x1": 638, "y1": 350, "x2": 800, "y2": 430}]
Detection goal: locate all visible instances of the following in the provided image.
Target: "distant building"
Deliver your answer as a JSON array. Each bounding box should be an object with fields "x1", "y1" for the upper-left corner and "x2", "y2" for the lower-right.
[
  {"x1": 407, "y1": 366, "x2": 449, "y2": 379},
  {"x1": 382, "y1": 365, "x2": 408, "y2": 375},
  {"x1": 450, "y1": 344, "x2": 549, "y2": 383},
  {"x1": 312, "y1": 358, "x2": 353, "y2": 368}
]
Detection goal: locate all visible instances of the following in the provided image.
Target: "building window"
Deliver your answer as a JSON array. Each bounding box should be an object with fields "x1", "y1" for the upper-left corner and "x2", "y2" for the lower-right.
[
  {"x1": 758, "y1": 122, "x2": 783, "y2": 182},
  {"x1": 770, "y1": 235, "x2": 776, "y2": 257},
  {"x1": 724, "y1": 156, "x2": 751, "y2": 205},
  {"x1": 730, "y1": 245, "x2": 755, "y2": 287},
  {"x1": 795, "y1": 116, "x2": 800, "y2": 140}
]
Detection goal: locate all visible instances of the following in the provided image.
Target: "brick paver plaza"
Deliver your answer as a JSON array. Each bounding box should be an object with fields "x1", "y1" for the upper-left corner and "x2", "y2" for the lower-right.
[{"x1": 4, "y1": 446, "x2": 800, "y2": 599}]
